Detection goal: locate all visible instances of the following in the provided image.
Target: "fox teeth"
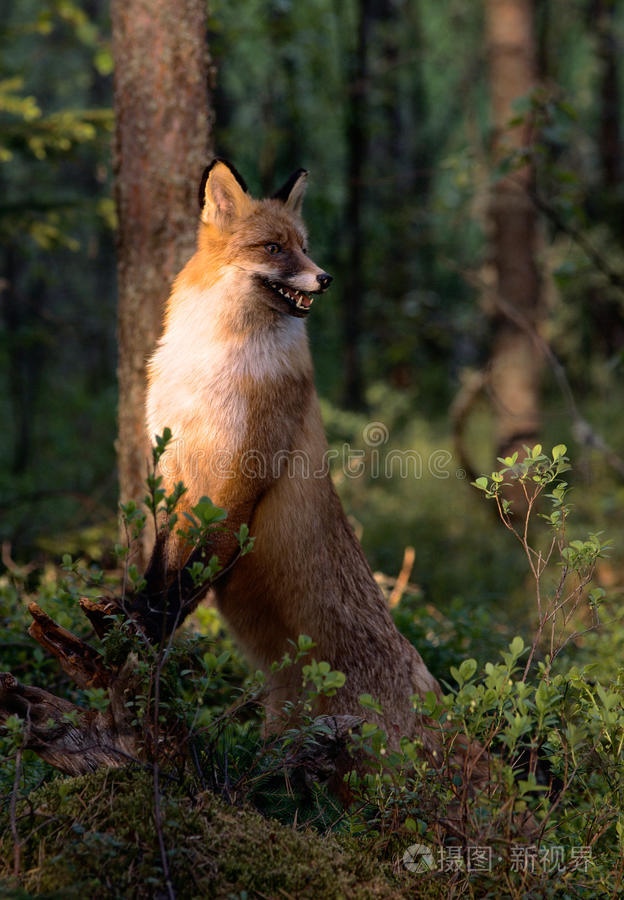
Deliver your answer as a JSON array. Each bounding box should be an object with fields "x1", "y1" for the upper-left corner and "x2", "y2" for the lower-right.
[{"x1": 269, "y1": 281, "x2": 313, "y2": 308}]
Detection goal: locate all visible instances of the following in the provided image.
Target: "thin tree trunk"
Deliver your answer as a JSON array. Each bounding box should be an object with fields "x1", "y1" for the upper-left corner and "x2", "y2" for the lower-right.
[
  {"x1": 485, "y1": 0, "x2": 541, "y2": 460},
  {"x1": 377, "y1": 0, "x2": 434, "y2": 389},
  {"x1": 587, "y1": 0, "x2": 624, "y2": 353},
  {"x1": 2, "y1": 247, "x2": 45, "y2": 476},
  {"x1": 342, "y1": 0, "x2": 373, "y2": 410},
  {"x1": 112, "y1": 0, "x2": 213, "y2": 564},
  {"x1": 593, "y1": 0, "x2": 621, "y2": 194}
]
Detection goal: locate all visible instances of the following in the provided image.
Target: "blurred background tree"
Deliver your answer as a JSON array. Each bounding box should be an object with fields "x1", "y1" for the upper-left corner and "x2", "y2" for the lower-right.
[
  {"x1": 1, "y1": 0, "x2": 623, "y2": 655},
  {"x1": 483, "y1": 0, "x2": 541, "y2": 464}
]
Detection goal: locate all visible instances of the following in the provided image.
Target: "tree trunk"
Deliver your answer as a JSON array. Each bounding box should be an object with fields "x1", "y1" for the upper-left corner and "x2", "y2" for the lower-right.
[
  {"x1": 484, "y1": 0, "x2": 541, "y2": 462},
  {"x1": 376, "y1": 0, "x2": 434, "y2": 390},
  {"x1": 593, "y1": 0, "x2": 621, "y2": 195},
  {"x1": 342, "y1": 0, "x2": 374, "y2": 410},
  {"x1": 585, "y1": 0, "x2": 624, "y2": 355},
  {"x1": 112, "y1": 0, "x2": 213, "y2": 564}
]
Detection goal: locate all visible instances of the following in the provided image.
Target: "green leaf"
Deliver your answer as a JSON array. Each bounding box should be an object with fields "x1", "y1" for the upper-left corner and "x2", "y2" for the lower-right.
[
  {"x1": 297, "y1": 634, "x2": 314, "y2": 652},
  {"x1": 421, "y1": 691, "x2": 439, "y2": 716},
  {"x1": 94, "y1": 48, "x2": 114, "y2": 76},
  {"x1": 458, "y1": 658, "x2": 477, "y2": 683},
  {"x1": 190, "y1": 497, "x2": 227, "y2": 528},
  {"x1": 359, "y1": 693, "x2": 383, "y2": 714}
]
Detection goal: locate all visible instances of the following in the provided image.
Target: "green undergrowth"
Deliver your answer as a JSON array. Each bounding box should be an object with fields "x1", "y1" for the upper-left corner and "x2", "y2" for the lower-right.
[
  {"x1": 0, "y1": 767, "x2": 418, "y2": 900},
  {"x1": 2, "y1": 444, "x2": 624, "y2": 898},
  {"x1": 323, "y1": 384, "x2": 624, "y2": 664}
]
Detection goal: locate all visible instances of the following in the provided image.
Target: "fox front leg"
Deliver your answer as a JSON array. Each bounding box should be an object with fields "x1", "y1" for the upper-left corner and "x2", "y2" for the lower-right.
[{"x1": 125, "y1": 497, "x2": 257, "y2": 644}]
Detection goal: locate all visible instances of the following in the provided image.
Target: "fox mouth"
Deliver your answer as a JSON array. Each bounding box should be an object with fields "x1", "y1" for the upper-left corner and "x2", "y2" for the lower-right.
[{"x1": 261, "y1": 278, "x2": 315, "y2": 315}]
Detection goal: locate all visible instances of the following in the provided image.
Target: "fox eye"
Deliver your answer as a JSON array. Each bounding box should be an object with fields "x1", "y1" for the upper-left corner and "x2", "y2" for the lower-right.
[
  {"x1": 302, "y1": 247, "x2": 308, "y2": 255},
  {"x1": 265, "y1": 242, "x2": 281, "y2": 255}
]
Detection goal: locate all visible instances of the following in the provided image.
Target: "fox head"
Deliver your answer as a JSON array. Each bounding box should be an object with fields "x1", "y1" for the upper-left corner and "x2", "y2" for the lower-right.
[{"x1": 197, "y1": 158, "x2": 332, "y2": 319}]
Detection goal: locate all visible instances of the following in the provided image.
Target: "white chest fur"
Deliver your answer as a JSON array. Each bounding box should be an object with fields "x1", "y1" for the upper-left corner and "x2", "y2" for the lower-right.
[{"x1": 146, "y1": 272, "x2": 308, "y2": 463}]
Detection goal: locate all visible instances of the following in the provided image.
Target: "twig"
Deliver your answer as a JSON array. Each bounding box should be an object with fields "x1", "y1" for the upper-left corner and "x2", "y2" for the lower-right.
[
  {"x1": 151, "y1": 623, "x2": 181, "y2": 900},
  {"x1": 152, "y1": 756, "x2": 176, "y2": 900},
  {"x1": 389, "y1": 546, "x2": 416, "y2": 608},
  {"x1": 526, "y1": 184, "x2": 624, "y2": 292},
  {"x1": 450, "y1": 370, "x2": 489, "y2": 485},
  {"x1": 2, "y1": 543, "x2": 36, "y2": 579},
  {"x1": 149, "y1": 576, "x2": 192, "y2": 900},
  {"x1": 10, "y1": 747, "x2": 22, "y2": 877}
]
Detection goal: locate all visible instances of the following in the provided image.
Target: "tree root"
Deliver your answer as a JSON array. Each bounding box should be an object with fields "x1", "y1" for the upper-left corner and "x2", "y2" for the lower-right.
[
  {"x1": 0, "y1": 670, "x2": 138, "y2": 775},
  {"x1": 0, "y1": 589, "x2": 359, "y2": 791}
]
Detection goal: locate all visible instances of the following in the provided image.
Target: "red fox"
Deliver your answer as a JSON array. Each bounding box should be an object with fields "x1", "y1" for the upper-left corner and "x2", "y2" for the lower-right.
[{"x1": 145, "y1": 159, "x2": 441, "y2": 747}]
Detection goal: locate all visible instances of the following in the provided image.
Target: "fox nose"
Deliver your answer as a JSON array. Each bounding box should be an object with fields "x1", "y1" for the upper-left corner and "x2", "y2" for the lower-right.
[{"x1": 316, "y1": 272, "x2": 332, "y2": 292}]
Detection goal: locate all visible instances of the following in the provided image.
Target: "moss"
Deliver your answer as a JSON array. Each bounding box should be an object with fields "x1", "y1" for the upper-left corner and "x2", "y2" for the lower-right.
[{"x1": 0, "y1": 767, "x2": 432, "y2": 899}]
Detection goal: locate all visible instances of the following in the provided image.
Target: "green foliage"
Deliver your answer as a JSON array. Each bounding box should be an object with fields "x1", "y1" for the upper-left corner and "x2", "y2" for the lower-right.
[
  {"x1": 0, "y1": 0, "x2": 116, "y2": 552},
  {"x1": 0, "y1": 768, "x2": 404, "y2": 899},
  {"x1": 302, "y1": 659, "x2": 346, "y2": 697},
  {"x1": 328, "y1": 449, "x2": 624, "y2": 896},
  {"x1": 471, "y1": 444, "x2": 614, "y2": 677},
  {"x1": 0, "y1": 1, "x2": 113, "y2": 238},
  {"x1": 0, "y1": 563, "x2": 98, "y2": 796},
  {"x1": 322, "y1": 391, "x2": 532, "y2": 666},
  {"x1": 3, "y1": 446, "x2": 624, "y2": 899}
]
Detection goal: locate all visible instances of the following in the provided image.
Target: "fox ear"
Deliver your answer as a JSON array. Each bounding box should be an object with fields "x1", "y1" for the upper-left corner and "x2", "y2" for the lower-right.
[
  {"x1": 272, "y1": 168, "x2": 308, "y2": 216},
  {"x1": 199, "y1": 158, "x2": 251, "y2": 228}
]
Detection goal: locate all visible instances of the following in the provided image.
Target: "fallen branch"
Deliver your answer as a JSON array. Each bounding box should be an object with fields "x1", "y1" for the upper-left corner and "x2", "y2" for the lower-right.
[
  {"x1": 388, "y1": 545, "x2": 416, "y2": 609},
  {"x1": 0, "y1": 671, "x2": 138, "y2": 775},
  {"x1": 0, "y1": 567, "x2": 360, "y2": 794}
]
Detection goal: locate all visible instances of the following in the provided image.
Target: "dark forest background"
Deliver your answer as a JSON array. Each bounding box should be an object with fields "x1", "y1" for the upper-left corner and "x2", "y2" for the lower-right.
[{"x1": 1, "y1": 0, "x2": 624, "y2": 649}]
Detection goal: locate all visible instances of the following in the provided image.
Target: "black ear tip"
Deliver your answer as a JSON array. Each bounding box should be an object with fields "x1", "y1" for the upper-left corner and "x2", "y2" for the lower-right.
[
  {"x1": 272, "y1": 168, "x2": 309, "y2": 204},
  {"x1": 198, "y1": 158, "x2": 249, "y2": 210},
  {"x1": 198, "y1": 164, "x2": 212, "y2": 210}
]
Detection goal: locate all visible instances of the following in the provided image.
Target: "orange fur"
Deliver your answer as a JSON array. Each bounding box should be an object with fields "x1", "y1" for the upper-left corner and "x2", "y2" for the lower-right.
[{"x1": 146, "y1": 160, "x2": 442, "y2": 748}]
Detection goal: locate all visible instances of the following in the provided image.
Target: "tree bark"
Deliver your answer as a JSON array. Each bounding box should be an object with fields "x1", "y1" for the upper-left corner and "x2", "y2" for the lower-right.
[
  {"x1": 484, "y1": 0, "x2": 541, "y2": 461},
  {"x1": 112, "y1": 0, "x2": 213, "y2": 565}
]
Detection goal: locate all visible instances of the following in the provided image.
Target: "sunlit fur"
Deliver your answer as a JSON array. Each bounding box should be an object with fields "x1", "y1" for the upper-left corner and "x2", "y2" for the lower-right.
[{"x1": 147, "y1": 161, "x2": 441, "y2": 749}]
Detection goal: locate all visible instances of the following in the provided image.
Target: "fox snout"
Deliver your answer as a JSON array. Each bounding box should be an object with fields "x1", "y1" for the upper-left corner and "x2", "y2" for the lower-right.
[
  {"x1": 277, "y1": 258, "x2": 332, "y2": 296},
  {"x1": 316, "y1": 272, "x2": 332, "y2": 292},
  {"x1": 290, "y1": 260, "x2": 332, "y2": 295}
]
